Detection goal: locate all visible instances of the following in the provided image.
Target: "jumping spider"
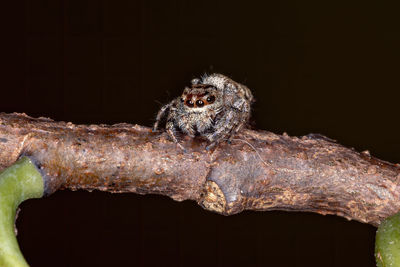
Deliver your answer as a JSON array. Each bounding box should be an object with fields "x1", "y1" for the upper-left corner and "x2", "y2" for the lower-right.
[{"x1": 153, "y1": 73, "x2": 254, "y2": 150}]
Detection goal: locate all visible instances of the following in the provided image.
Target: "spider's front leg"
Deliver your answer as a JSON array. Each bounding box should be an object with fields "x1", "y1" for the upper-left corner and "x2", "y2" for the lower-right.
[
  {"x1": 227, "y1": 100, "x2": 251, "y2": 142},
  {"x1": 153, "y1": 102, "x2": 173, "y2": 132},
  {"x1": 166, "y1": 115, "x2": 186, "y2": 151},
  {"x1": 205, "y1": 99, "x2": 248, "y2": 150},
  {"x1": 205, "y1": 109, "x2": 240, "y2": 150}
]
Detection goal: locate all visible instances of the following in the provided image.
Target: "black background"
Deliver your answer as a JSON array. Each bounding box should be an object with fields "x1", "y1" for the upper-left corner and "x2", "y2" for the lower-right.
[{"x1": 2, "y1": 0, "x2": 400, "y2": 266}]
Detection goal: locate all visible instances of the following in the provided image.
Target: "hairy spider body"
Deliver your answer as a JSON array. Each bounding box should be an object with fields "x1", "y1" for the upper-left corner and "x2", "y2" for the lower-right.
[{"x1": 153, "y1": 73, "x2": 254, "y2": 150}]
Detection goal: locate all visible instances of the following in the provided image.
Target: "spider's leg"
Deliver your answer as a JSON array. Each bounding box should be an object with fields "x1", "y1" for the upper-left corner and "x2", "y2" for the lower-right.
[
  {"x1": 208, "y1": 99, "x2": 246, "y2": 141},
  {"x1": 153, "y1": 102, "x2": 173, "y2": 131},
  {"x1": 205, "y1": 108, "x2": 241, "y2": 149},
  {"x1": 227, "y1": 101, "x2": 251, "y2": 142},
  {"x1": 205, "y1": 98, "x2": 249, "y2": 149},
  {"x1": 166, "y1": 117, "x2": 185, "y2": 151}
]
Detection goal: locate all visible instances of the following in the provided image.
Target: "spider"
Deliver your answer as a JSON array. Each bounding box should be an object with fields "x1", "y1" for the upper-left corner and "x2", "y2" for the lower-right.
[{"x1": 153, "y1": 73, "x2": 254, "y2": 150}]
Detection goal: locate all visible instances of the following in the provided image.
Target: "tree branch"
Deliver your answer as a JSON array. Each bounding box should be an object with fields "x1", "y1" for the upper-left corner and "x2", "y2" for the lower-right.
[{"x1": 0, "y1": 112, "x2": 399, "y2": 226}]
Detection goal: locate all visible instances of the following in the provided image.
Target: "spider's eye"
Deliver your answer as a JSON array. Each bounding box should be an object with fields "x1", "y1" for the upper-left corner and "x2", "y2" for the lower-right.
[
  {"x1": 186, "y1": 100, "x2": 194, "y2": 107},
  {"x1": 196, "y1": 100, "x2": 204, "y2": 107},
  {"x1": 180, "y1": 98, "x2": 184, "y2": 102},
  {"x1": 206, "y1": 95, "x2": 215, "y2": 103}
]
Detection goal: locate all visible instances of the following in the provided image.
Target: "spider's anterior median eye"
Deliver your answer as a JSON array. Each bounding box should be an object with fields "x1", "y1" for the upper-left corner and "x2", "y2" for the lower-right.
[
  {"x1": 186, "y1": 100, "x2": 194, "y2": 107},
  {"x1": 206, "y1": 95, "x2": 216, "y2": 103},
  {"x1": 196, "y1": 100, "x2": 204, "y2": 107}
]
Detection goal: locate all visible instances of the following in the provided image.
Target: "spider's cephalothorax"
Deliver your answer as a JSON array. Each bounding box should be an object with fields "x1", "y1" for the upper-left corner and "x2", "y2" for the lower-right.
[{"x1": 153, "y1": 73, "x2": 254, "y2": 150}]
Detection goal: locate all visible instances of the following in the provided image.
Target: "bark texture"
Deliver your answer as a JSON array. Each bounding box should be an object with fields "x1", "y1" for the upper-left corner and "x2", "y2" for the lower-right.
[{"x1": 0, "y1": 112, "x2": 399, "y2": 226}]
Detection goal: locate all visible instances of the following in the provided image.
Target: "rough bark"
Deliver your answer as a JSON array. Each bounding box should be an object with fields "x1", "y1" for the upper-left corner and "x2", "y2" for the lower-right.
[{"x1": 0, "y1": 112, "x2": 399, "y2": 227}]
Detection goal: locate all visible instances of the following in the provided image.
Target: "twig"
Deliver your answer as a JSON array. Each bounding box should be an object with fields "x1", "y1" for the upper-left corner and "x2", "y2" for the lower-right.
[{"x1": 0, "y1": 112, "x2": 399, "y2": 226}]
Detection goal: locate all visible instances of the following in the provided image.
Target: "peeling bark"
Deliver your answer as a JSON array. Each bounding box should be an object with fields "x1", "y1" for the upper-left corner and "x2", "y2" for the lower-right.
[{"x1": 0, "y1": 112, "x2": 399, "y2": 226}]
